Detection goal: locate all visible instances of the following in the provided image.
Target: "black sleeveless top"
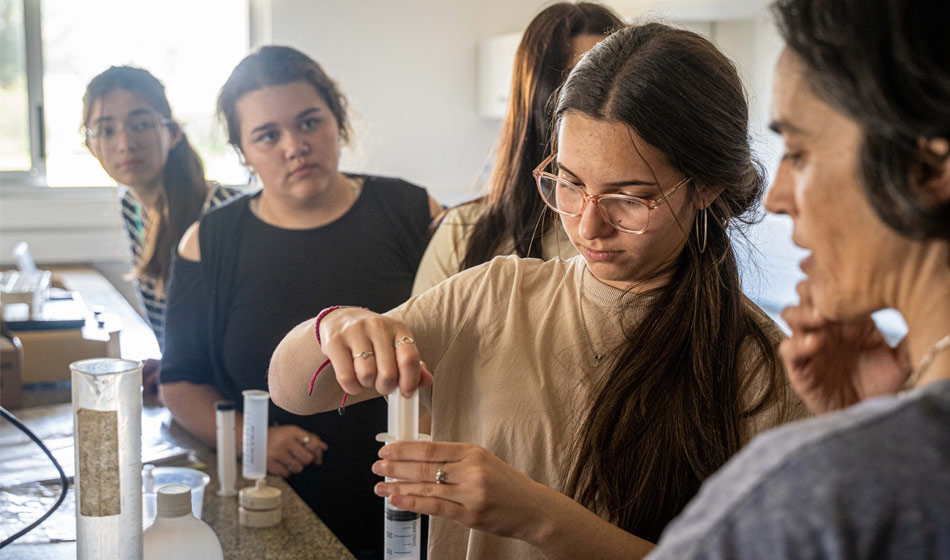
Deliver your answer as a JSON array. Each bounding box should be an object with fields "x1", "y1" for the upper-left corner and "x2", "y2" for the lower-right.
[{"x1": 161, "y1": 175, "x2": 431, "y2": 556}]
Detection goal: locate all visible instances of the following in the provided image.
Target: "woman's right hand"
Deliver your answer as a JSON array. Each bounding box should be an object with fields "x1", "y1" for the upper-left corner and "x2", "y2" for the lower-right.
[
  {"x1": 319, "y1": 308, "x2": 433, "y2": 398},
  {"x1": 780, "y1": 281, "x2": 912, "y2": 414},
  {"x1": 266, "y1": 424, "x2": 328, "y2": 478}
]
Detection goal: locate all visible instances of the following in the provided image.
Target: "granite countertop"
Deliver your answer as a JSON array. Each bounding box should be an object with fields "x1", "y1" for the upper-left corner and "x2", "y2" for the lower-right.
[
  {"x1": 0, "y1": 405, "x2": 355, "y2": 560},
  {"x1": 168, "y1": 417, "x2": 356, "y2": 560}
]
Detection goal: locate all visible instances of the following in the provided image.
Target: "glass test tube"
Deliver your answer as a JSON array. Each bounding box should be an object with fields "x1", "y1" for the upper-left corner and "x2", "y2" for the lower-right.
[
  {"x1": 71, "y1": 358, "x2": 144, "y2": 560},
  {"x1": 242, "y1": 390, "x2": 269, "y2": 481}
]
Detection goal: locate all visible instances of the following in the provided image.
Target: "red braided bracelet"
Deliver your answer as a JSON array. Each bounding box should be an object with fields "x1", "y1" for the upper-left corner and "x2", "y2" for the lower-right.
[{"x1": 309, "y1": 305, "x2": 366, "y2": 415}]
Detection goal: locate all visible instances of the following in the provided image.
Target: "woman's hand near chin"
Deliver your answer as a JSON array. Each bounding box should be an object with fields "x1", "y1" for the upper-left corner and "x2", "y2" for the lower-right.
[{"x1": 780, "y1": 281, "x2": 912, "y2": 414}]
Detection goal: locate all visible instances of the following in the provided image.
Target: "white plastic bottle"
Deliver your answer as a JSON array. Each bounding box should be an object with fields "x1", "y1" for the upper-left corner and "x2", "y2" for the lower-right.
[{"x1": 143, "y1": 485, "x2": 224, "y2": 560}]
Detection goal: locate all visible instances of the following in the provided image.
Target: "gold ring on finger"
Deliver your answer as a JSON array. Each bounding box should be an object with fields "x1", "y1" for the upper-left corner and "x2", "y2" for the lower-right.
[
  {"x1": 435, "y1": 462, "x2": 446, "y2": 484},
  {"x1": 353, "y1": 350, "x2": 375, "y2": 359},
  {"x1": 394, "y1": 336, "x2": 416, "y2": 348}
]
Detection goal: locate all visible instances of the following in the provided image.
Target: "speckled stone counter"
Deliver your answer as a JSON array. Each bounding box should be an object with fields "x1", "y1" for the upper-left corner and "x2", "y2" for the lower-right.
[{"x1": 0, "y1": 407, "x2": 355, "y2": 560}]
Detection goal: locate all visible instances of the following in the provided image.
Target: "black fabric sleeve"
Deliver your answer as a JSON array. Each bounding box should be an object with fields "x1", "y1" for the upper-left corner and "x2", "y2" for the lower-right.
[{"x1": 159, "y1": 254, "x2": 214, "y2": 385}]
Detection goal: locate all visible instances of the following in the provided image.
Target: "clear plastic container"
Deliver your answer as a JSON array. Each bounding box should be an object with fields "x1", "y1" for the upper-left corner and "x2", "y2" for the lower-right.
[
  {"x1": 71, "y1": 358, "x2": 144, "y2": 560},
  {"x1": 142, "y1": 466, "x2": 211, "y2": 528},
  {"x1": 241, "y1": 390, "x2": 269, "y2": 480}
]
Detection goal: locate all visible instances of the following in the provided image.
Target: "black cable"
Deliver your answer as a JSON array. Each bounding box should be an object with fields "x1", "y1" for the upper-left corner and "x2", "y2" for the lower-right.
[{"x1": 0, "y1": 405, "x2": 69, "y2": 549}]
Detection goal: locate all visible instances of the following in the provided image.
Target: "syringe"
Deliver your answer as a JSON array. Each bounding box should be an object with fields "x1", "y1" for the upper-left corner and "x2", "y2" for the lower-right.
[{"x1": 377, "y1": 389, "x2": 422, "y2": 560}]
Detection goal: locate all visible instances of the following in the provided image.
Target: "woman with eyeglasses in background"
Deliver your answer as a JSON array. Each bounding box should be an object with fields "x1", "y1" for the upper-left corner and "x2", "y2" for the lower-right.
[
  {"x1": 270, "y1": 24, "x2": 804, "y2": 559},
  {"x1": 83, "y1": 66, "x2": 241, "y2": 390},
  {"x1": 159, "y1": 46, "x2": 441, "y2": 559},
  {"x1": 411, "y1": 2, "x2": 623, "y2": 296}
]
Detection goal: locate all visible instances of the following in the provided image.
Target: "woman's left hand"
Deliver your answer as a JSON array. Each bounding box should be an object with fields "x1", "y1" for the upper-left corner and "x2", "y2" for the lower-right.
[{"x1": 373, "y1": 441, "x2": 548, "y2": 542}]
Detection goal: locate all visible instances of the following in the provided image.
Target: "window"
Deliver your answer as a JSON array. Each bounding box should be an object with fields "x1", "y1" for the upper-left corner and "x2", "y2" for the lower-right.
[{"x1": 1, "y1": 0, "x2": 251, "y2": 187}]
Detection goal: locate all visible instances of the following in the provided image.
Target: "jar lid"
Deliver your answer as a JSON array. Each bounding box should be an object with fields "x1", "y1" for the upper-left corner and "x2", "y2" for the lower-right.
[
  {"x1": 156, "y1": 484, "x2": 193, "y2": 518},
  {"x1": 239, "y1": 478, "x2": 282, "y2": 509}
]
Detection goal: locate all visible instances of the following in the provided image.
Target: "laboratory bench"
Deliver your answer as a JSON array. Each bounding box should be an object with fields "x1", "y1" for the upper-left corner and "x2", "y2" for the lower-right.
[{"x1": 0, "y1": 404, "x2": 355, "y2": 560}]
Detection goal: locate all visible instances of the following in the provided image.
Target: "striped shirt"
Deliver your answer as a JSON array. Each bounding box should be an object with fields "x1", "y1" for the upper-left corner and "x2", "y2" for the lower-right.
[{"x1": 120, "y1": 183, "x2": 242, "y2": 351}]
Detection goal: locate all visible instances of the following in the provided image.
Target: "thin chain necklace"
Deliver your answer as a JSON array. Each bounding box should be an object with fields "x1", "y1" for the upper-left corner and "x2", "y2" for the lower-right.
[
  {"x1": 905, "y1": 334, "x2": 950, "y2": 389},
  {"x1": 578, "y1": 268, "x2": 605, "y2": 365}
]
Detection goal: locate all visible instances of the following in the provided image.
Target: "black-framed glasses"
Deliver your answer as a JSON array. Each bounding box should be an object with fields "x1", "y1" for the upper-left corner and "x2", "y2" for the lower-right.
[
  {"x1": 84, "y1": 116, "x2": 173, "y2": 144},
  {"x1": 532, "y1": 152, "x2": 692, "y2": 234}
]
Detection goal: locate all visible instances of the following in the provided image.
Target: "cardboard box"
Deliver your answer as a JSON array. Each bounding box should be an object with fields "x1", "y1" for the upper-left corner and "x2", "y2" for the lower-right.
[{"x1": 10, "y1": 324, "x2": 120, "y2": 384}]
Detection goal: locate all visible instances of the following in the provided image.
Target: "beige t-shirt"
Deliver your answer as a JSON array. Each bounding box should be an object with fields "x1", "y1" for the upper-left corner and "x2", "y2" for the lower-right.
[
  {"x1": 388, "y1": 255, "x2": 799, "y2": 559},
  {"x1": 411, "y1": 200, "x2": 577, "y2": 296}
]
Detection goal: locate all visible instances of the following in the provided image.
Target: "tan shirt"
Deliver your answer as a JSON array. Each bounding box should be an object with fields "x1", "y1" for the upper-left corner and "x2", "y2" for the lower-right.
[
  {"x1": 411, "y1": 201, "x2": 577, "y2": 296},
  {"x1": 389, "y1": 255, "x2": 799, "y2": 559}
]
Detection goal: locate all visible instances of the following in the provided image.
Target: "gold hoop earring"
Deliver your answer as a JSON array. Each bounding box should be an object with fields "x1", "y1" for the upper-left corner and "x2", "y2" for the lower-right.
[{"x1": 697, "y1": 207, "x2": 708, "y2": 254}]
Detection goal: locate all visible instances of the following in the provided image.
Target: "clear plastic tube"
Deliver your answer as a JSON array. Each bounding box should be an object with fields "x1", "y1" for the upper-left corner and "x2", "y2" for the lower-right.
[
  {"x1": 71, "y1": 358, "x2": 143, "y2": 560},
  {"x1": 215, "y1": 401, "x2": 237, "y2": 496},
  {"x1": 242, "y1": 390, "x2": 269, "y2": 481},
  {"x1": 384, "y1": 389, "x2": 421, "y2": 560}
]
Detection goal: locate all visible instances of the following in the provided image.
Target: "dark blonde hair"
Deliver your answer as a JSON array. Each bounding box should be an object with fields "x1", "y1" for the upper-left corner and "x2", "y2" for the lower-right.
[{"x1": 83, "y1": 66, "x2": 208, "y2": 293}]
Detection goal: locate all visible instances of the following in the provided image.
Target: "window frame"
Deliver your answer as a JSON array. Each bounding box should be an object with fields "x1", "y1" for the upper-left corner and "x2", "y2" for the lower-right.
[{"x1": 2, "y1": 0, "x2": 267, "y2": 190}]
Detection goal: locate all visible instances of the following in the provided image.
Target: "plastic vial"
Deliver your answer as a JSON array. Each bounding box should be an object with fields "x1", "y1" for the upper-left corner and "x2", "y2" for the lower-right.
[
  {"x1": 71, "y1": 358, "x2": 144, "y2": 560},
  {"x1": 241, "y1": 390, "x2": 269, "y2": 481},
  {"x1": 215, "y1": 401, "x2": 237, "y2": 497},
  {"x1": 381, "y1": 389, "x2": 421, "y2": 560},
  {"x1": 143, "y1": 485, "x2": 223, "y2": 560}
]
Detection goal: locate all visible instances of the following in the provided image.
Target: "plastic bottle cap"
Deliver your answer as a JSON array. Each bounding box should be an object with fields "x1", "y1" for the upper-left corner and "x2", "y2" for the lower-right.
[
  {"x1": 216, "y1": 400, "x2": 236, "y2": 411},
  {"x1": 156, "y1": 484, "x2": 193, "y2": 518}
]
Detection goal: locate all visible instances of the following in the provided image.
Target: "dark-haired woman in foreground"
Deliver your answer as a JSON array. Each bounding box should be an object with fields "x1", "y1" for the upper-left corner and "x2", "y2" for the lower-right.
[
  {"x1": 159, "y1": 46, "x2": 441, "y2": 559},
  {"x1": 649, "y1": 0, "x2": 950, "y2": 558},
  {"x1": 412, "y1": 2, "x2": 623, "y2": 294},
  {"x1": 271, "y1": 24, "x2": 803, "y2": 559}
]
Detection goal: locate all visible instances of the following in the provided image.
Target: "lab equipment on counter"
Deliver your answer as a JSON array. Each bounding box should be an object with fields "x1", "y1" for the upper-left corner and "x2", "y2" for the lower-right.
[
  {"x1": 71, "y1": 358, "x2": 143, "y2": 559},
  {"x1": 142, "y1": 466, "x2": 211, "y2": 528},
  {"x1": 239, "y1": 390, "x2": 282, "y2": 527},
  {"x1": 377, "y1": 389, "x2": 423, "y2": 560},
  {"x1": 215, "y1": 400, "x2": 237, "y2": 497},
  {"x1": 143, "y1": 485, "x2": 223, "y2": 560}
]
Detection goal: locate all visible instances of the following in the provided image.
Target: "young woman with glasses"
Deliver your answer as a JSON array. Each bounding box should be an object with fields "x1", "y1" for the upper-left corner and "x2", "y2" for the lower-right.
[
  {"x1": 411, "y1": 2, "x2": 623, "y2": 295},
  {"x1": 83, "y1": 66, "x2": 241, "y2": 386},
  {"x1": 270, "y1": 24, "x2": 803, "y2": 559},
  {"x1": 158, "y1": 45, "x2": 440, "y2": 560}
]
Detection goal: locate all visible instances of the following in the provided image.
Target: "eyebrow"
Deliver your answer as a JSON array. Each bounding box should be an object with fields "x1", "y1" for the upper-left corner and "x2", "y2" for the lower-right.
[
  {"x1": 249, "y1": 107, "x2": 323, "y2": 135},
  {"x1": 768, "y1": 119, "x2": 808, "y2": 136},
  {"x1": 558, "y1": 163, "x2": 657, "y2": 188},
  {"x1": 91, "y1": 108, "x2": 153, "y2": 126}
]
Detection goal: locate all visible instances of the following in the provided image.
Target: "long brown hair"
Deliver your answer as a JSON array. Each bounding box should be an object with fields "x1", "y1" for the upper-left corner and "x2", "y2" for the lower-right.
[
  {"x1": 459, "y1": 2, "x2": 623, "y2": 270},
  {"x1": 83, "y1": 66, "x2": 209, "y2": 293},
  {"x1": 558, "y1": 24, "x2": 791, "y2": 541}
]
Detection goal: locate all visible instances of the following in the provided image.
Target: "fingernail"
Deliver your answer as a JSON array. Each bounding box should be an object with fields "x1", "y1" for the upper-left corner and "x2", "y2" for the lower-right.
[
  {"x1": 378, "y1": 447, "x2": 391, "y2": 459},
  {"x1": 372, "y1": 461, "x2": 385, "y2": 475},
  {"x1": 375, "y1": 483, "x2": 390, "y2": 497},
  {"x1": 804, "y1": 333, "x2": 815, "y2": 347}
]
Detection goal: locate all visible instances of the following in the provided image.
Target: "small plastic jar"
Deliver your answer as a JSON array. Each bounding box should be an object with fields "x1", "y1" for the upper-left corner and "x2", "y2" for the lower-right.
[{"x1": 238, "y1": 478, "x2": 282, "y2": 528}]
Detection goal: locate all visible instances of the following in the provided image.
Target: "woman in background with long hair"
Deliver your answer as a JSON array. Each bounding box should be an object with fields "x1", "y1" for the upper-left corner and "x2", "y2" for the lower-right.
[{"x1": 411, "y1": 2, "x2": 623, "y2": 295}]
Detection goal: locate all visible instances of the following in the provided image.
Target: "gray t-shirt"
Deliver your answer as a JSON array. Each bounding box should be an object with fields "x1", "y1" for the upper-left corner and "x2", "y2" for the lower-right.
[{"x1": 649, "y1": 379, "x2": 950, "y2": 559}]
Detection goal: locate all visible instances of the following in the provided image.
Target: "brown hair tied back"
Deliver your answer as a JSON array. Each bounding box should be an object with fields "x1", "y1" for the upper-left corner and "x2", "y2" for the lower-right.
[
  {"x1": 557, "y1": 23, "x2": 790, "y2": 541},
  {"x1": 217, "y1": 45, "x2": 351, "y2": 153}
]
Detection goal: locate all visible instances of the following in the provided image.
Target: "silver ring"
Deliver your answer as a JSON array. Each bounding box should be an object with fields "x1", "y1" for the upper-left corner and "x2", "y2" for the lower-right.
[
  {"x1": 435, "y1": 462, "x2": 446, "y2": 484},
  {"x1": 394, "y1": 336, "x2": 416, "y2": 348},
  {"x1": 353, "y1": 350, "x2": 375, "y2": 359},
  {"x1": 301, "y1": 435, "x2": 311, "y2": 445}
]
